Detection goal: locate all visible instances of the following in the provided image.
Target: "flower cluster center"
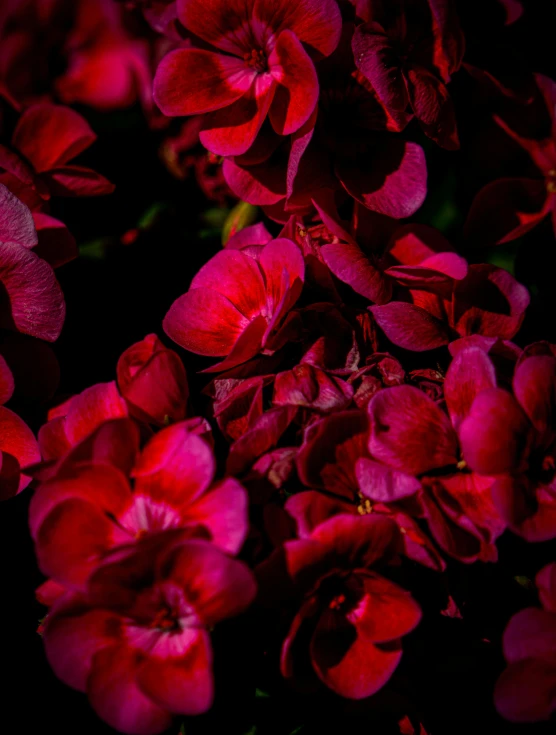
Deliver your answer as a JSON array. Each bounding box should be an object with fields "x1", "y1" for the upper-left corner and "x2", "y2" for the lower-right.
[{"x1": 244, "y1": 48, "x2": 268, "y2": 73}]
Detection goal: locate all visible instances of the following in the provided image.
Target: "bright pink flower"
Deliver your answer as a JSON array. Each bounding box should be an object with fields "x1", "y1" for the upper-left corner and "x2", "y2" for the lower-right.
[
  {"x1": 494, "y1": 562, "x2": 556, "y2": 722},
  {"x1": 0, "y1": 103, "x2": 114, "y2": 210},
  {"x1": 153, "y1": 0, "x2": 342, "y2": 156},
  {"x1": 352, "y1": 0, "x2": 464, "y2": 148},
  {"x1": 465, "y1": 75, "x2": 556, "y2": 245},
  {"x1": 260, "y1": 514, "x2": 421, "y2": 698},
  {"x1": 43, "y1": 537, "x2": 256, "y2": 733},
  {"x1": 31, "y1": 420, "x2": 249, "y2": 589},
  {"x1": 164, "y1": 238, "x2": 305, "y2": 371},
  {"x1": 460, "y1": 354, "x2": 556, "y2": 541},
  {"x1": 0, "y1": 183, "x2": 65, "y2": 341}
]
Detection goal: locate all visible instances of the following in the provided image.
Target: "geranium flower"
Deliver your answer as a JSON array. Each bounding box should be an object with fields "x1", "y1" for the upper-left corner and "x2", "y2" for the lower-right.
[
  {"x1": 259, "y1": 514, "x2": 421, "y2": 698},
  {"x1": 164, "y1": 237, "x2": 305, "y2": 372},
  {"x1": 0, "y1": 103, "x2": 114, "y2": 210},
  {"x1": 494, "y1": 562, "x2": 556, "y2": 722},
  {"x1": 153, "y1": 0, "x2": 342, "y2": 156},
  {"x1": 465, "y1": 74, "x2": 556, "y2": 245},
  {"x1": 30, "y1": 420, "x2": 249, "y2": 589},
  {"x1": 42, "y1": 537, "x2": 256, "y2": 733},
  {"x1": 460, "y1": 353, "x2": 556, "y2": 541}
]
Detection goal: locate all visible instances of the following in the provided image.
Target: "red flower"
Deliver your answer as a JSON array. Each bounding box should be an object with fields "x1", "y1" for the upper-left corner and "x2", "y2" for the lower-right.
[
  {"x1": 164, "y1": 237, "x2": 305, "y2": 371},
  {"x1": 153, "y1": 0, "x2": 342, "y2": 156},
  {"x1": 465, "y1": 75, "x2": 556, "y2": 245},
  {"x1": 261, "y1": 514, "x2": 421, "y2": 698},
  {"x1": 0, "y1": 103, "x2": 114, "y2": 211},
  {"x1": 460, "y1": 353, "x2": 556, "y2": 541},
  {"x1": 494, "y1": 562, "x2": 556, "y2": 722},
  {"x1": 42, "y1": 537, "x2": 256, "y2": 733},
  {"x1": 352, "y1": 0, "x2": 464, "y2": 148},
  {"x1": 31, "y1": 419, "x2": 249, "y2": 589},
  {"x1": 0, "y1": 399, "x2": 41, "y2": 501}
]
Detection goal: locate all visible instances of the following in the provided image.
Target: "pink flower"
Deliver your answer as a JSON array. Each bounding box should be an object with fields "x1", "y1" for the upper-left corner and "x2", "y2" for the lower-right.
[
  {"x1": 153, "y1": 0, "x2": 342, "y2": 156},
  {"x1": 494, "y1": 562, "x2": 556, "y2": 722},
  {"x1": 260, "y1": 514, "x2": 421, "y2": 698},
  {"x1": 460, "y1": 353, "x2": 556, "y2": 541},
  {"x1": 42, "y1": 537, "x2": 256, "y2": 733},
  {"x1": 31, "y1": 419, "x2": 249, "y2": 589},
  {"x1": 164, "y1": 237, "x2": 305, "y2": 371}
]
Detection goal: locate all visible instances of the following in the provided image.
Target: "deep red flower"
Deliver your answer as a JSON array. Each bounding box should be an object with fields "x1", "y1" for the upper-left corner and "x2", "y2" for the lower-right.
[
  {"x1": 164, "y1": 237, "x2": 305, "y2": 371},
  {"x1": 460, "y1": 353, "x2": 556, "y2": 541},
  {"x1": 153, "y1": 0, "x2": 342, "y2": 156},
  {"x1": 259, "y1": 514, "x2": 421, "y2": 698},
  {"x1": 0, "y1": 103, "x2": 114, "y2": 211},
  {"x1": 31, "y1": 419, "x2": 249, "y2": 590},
  {"x1": 465, "y1": 74, "x2": 556, "y2": 245},
  {"x1": 0, "y1": 400, "x2": 41, "y2": 501},
  {"x1": 42, "y1": 537, "x2": 256, "y2": 733},
  {"x1": 352, "y1": 0, "x2": 464, "y2": 148},
  {"x1": 494, "y1": 562, "x2": 556, "y2": 722}
]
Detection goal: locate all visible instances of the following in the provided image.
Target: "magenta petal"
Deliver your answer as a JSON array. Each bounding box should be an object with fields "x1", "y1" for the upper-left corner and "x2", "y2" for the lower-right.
[
  {"x1": 494, "y1": 658, "x2": 556, "y2": 723},
  {"x1": 321, "y1": 241, "x2": 392, "y2": 304},
  {"x1": 513, "y1": 355, "x2": 556, "y2": 434},
  {"x1": 444, "y1": 346, "x2": 497, "y2": 429},
  {"x1": 223, "y1": 158, "x2": 286, "y2": 206},
  {"x1": 88, "y1": 644, "x2": 172, "y2": 735},
  {"x1": 0, "y1": 241, "x2": 65, "y2": 341},
  {"x1": 164, "y1": 288, "x2": 250, "y2": 357},
  {"x1": 406, "y1": 66, "x2": 459, "y2": 150},
  {"x1": 177, "y1": 0, "x2": 253, "y2": 55},
  {"x1": 43, "y1": 603, "x2": 119, "y2": 691},
  {"x1": 336, "y1": 141, "x2": 427, "y2": 218},
  {"x1": 503, "y1": 608, "x2": 556, "y2": 662},
  {"x1": 12, "y1": 104, "x2": 96, "y2": 172},
  {"x1": 368, "y1": 385, "x2": 458, "y2": 476},
  {"x1": 0, "y1": 183, "x2": 38, "y2": 247},
  {"x1": 370, "y1": 302, "x2": 451, "y2": 351},
  {"x1": 154, "y1": 48, "x2": 253, "y2": 117},
  {"x1": 184, "y1": 478, "x2": 248, "y2": 555},
  {"x1": 285, "y1": 491, "x2": 353, "y2": 538},
  {"x1": 459, "y1": 389, "x2": 531, "y2": 475},
  {"x1": 268, "y1": 30, "x2": 318, "y2": 136},
  {"x1": 200, "y1": 79, "x2": 276, "y2": 157},
  {"x1": 0, "y1": 355, "x2": 14, "y2": 405},
  {"x1": 259, "y1": 237, "x2": 304, "y2": 316},
  {"x1": 356, "y1": 458, "x2": 421, "y2": 503}
]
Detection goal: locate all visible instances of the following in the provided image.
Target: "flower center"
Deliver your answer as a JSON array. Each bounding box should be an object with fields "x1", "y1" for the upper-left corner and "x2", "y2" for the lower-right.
[
  {"x1": 357, "y1": 493, "x2": 373, "y2": 515},
  {"x1": 244, "y1": 48, "x2": 268, "y2": 73},
  {"x1": 547, "y1": 169, "x2": 556, "y2": 194},
  {"x1": 329, "y1": 593, "x2": 346, "y2": 610},
  {"x1": 148, "y1": 605, "x2": 181, "y2": 633}
]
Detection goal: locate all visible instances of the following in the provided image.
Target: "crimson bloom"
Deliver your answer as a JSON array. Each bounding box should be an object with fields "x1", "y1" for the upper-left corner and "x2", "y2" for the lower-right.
[
  {"x1": 460, "y1": 353, "x2": 556, "y2": 541},
  {"x1": 30, "y1": 419, "x2": 248, "y2": 589},
  {"x1": 494, "y1": 562, "x2": 556, "y2": 722},
  {"x1": 42, "y1": 537, "x2": 256, "y2": 734},
  {"x1": 0, "y1": 103, "x2": 114, "y2": 211},
  {"x1": 164, "y1": 237, "x2": 305, "y2": 372},
  {"x1": 260, "y1": 514, "x2": 421, "y2": 699},
  {"x1": 153, "y1": 0, "x2": 342, "y2": 156}
]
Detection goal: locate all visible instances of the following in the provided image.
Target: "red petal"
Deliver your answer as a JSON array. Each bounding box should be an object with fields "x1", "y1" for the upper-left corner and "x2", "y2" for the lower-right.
[
  {"x1": 406, "y1": 66, "x2": 459, "y2": 150},
  {"x1": 0, "y1": 404, "x2": 40, "y2": 482},
  {"x1": 349, "y1": 573, "x2": 421, "y2": 642},
  {"x1": 41, "y1": 166, "x2": 115, "y2": 197},
  {"x1": 285, "y1": 491, "x2": 353, "y2": 538},
  {"x1": 444, "y1": 346, "x2": 497, "y2": 429},
  {"x1": 12, "y1": 104, "x2": 96, "y2": 172},
  {"x1": 321, "y1": 240, "x2": 392, "y2": 304},
  {"x1": 223, "y1": 157, "x2": 286, "y2": 206},
  {"x1": 356, "y1": 458, "x2": 421, "y2": 503},
  {"x1": 259, "y1": 237, "x2": 304, "y2": 317},
  {"x1": 494, "y1": 658, "x2": 556, "y2": 722},
  {"x1": 154, "y1": 48, "x2": 253, "y2": 117},
  {"x1": 268, "y1": 30, "x2": 318, "y2": 136},
  {"x1": 503, "y1": 607, "x2": 556, "y2": 662},
  {"x1": 32, "y1": 213, "x2": 77, "y2": 268},
  {"x1": 177, "y1": 0, "x2": 253, "y2": 55},
  {"x1": 0, "y1": 241, "x2": 65, "y2": 341},
  {"x1": 163, "y1": 288, "x2": 250, "y2": 356},
  {"x1": 368, "y1": 385, "x2": 458, "y2": 475},
  {"x1": 185, "y1": 478, "x2": 248, "y2": 554},
  {"x1": 0, "y1": 183, "x2": 37, "y2": 247},
  {"x1": 459, "y1": 389, "x2": 531, "y2": 475},
  {"x1": 65, "y1": 381, "x2": 128, "y2": 446},
  {"x1": 0, "y1": 355, "x2": 14, "y2": 405},
  {"x1": 200, "y1": 79, "x2": 276, "y2": 157},
  {"x1": 513, "y1": 355, "x2": 556, "y2": 435}
]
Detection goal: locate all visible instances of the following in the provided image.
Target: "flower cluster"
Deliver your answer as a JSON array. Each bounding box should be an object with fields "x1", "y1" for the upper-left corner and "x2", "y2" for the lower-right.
[{"x1": 1, "y1": 0, "x2": 555, "y2": 733}]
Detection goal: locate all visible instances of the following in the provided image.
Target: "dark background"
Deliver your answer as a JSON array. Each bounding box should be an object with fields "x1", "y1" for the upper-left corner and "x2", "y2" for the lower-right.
[{"x1": 2, "y1": 1, "x2": 556, "y2": 733}]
